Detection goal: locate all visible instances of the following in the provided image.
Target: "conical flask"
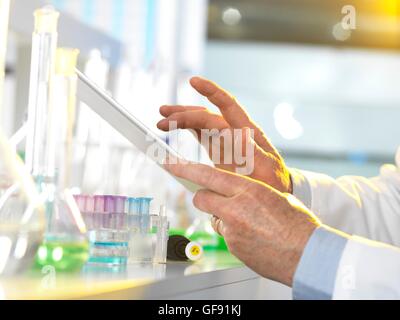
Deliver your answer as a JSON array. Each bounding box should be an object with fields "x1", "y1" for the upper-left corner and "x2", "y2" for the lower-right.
[{"x1": 0, "y1": 130, "x2": 45, "y2": 276}]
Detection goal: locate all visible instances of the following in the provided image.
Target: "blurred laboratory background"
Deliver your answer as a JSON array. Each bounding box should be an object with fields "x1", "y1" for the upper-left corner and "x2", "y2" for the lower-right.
[{"x1": 3, "y1": 0, "x2": 400, "y2": 219}]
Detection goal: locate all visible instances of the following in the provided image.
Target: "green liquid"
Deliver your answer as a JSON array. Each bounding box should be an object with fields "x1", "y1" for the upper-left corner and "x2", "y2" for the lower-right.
[{"x1": 34, "y1": 241, "x2": 89, "y2": 272}]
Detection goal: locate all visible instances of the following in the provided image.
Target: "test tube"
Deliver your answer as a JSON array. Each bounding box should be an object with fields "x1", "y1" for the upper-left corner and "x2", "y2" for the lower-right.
[
  {"x1": 88, "y1": 195, "x2": 129, "y2": 266},
  {"x1": 93, "y1": 195, "x2": 127, "y2": 229},
  {"x1": 153, "y1": 205, "x2": 169, "y2": 264},
  {"x1": 138, "y1": 197, "x2": 153, "y2": 233},
  {"x1": 25, "y1": 6, "x2": 60, "y2": 182},
  {"x1": 138, "y1": 197, "x2": 153, "y2": 215},
  {"x1": 127, "y1": 197, "x2": 140, "y2": 215},
  {"x1": 54, "y1": 48, "x2": 79, "y2": 191},
  {"x1": 126, "y1": 197, "x2": 153, "y2": 263},
  {"x1": 126, "y1": 197, "x2": 140, "y2": 234},
  {"x1": 94, "y1": 195, "x2": 106, "y2": 229},
  {"x1": 114, "y1": 196, "x2": 127, "y2": 229},
  {"x1": 0, "y1": 0, "x2": 10, "y2": 118},
  {"x1": 104, "y1": 195, "x2": 126, "y2": 229}
]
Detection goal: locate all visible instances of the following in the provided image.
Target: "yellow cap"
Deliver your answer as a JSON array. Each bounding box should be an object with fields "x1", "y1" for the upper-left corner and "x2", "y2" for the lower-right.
[
  {"x1": 56, "y1": 48, "x2": 80, "y2": 76},
  {"x1": 33, "y1": 6, "x2": 60, "y2": 34},
  {"x1": 185, "y1": 242, "x2": 203, "y2": 261}
]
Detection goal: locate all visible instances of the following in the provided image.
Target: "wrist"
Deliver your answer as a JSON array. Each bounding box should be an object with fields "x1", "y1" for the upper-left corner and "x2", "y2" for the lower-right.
[
  {"x1": 292, "y1": 225, "x2": 349, "y2": 300},
  {"x1": 285, "y1": 222, "x2": 318, "y2": 287}
]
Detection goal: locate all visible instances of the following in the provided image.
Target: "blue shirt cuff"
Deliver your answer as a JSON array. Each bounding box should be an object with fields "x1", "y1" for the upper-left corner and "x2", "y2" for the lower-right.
[{"x1": 292, "y1": 226, "x2": 348, "y2": 300}]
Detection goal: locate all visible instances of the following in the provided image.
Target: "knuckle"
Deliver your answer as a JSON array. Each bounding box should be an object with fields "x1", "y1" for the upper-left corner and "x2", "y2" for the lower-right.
[
  {"x1": 222, "y1": 205, "x2": 242, "y2": 227},
  {"x1": 216, "y1": 90, "x2": 230, "y2": 102},
  {"x1": 230, "y1": 214, "x2": 245, "y2": 231},
  {"x1": 200, "y1": 166, "x2": 215, "y2": 188},
  {"x1": 248, "y1": 182, "x2": 266, "y2": 198},
  {"x1": 167, "y1": 114, "x2": 180, "y2": 126},
  {"x1": 200, "y1": 113, "x2": 212, "y2": 128},
  {"x1": 171, "y1": 113, "x2": 186, "y2": 128},
  {"x1": 193, "y1": 190, "x2": 207, "y2": 209}
]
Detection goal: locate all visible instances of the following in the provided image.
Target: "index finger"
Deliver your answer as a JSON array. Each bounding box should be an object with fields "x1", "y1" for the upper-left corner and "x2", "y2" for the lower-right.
[
  {"x1": 190, "y1": 77, "x2": 273, "y2": 152},
  {"x1": 164, "y1": 161, "x2": 249, "y2": 197},
  {"x1": 190, "y1": 77, "x2": 251, "y2": 128}
]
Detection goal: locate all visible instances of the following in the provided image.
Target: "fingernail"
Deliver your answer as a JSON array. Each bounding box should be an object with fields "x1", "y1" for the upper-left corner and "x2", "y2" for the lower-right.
[{"x1": 190, "y1": 76, "x2": 201, "y2": 86}]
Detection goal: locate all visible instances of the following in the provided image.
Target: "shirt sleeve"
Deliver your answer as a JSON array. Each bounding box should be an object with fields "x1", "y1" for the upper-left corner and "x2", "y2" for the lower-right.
[
  {"x1": 289, "y1": 165, "x2": 400, "y2": 246},
  {"x1": 290, "y1": 168, "x2": 312, "y2": 209},
  {"x1": 292, "y1": 225, "x2": 349, "y2": 300},
  {"x1": 333, "y1": 235, "x2": 400, "y2": 299}
]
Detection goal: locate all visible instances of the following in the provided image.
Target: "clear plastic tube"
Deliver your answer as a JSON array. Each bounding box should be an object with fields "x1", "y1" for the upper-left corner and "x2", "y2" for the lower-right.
[
  {"x1": 138, "y1": 197, "x2": 152, "y2": 233},
  {"x1": 25, "y1": 6, "x2": 60, "y2": 182},
  {"x1": 0, "y1": 0, "x2": 10, "y2": 118},
  {"x1": 153, "y1": 205, "x2": 169, "y2": 264},
  {"x1": 54, "y1": 48, "x2": 79, "y2": 191}
]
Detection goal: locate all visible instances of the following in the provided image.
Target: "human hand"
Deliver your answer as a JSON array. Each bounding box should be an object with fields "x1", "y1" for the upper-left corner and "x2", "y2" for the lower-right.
[
  {"x1": 164, "y1": 160, "x2": 320, "y2": 287},
  {"x1": 157, "y1": 77, "x2": 292, "y2": 194}
]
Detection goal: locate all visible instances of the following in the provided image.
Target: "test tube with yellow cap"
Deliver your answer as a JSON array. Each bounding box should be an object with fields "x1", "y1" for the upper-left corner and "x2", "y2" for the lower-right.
[
  {"x1": 0, "y1": 0, "x2": 10, "y2": 118},
  {"x1": 54, "y1": 48, "x2": 80, "y2": 191}
]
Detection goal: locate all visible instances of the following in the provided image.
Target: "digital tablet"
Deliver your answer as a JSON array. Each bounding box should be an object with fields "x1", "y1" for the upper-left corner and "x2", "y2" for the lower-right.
[{"x1": 76, "y1": 69, "x2": 200, "y2": 193}]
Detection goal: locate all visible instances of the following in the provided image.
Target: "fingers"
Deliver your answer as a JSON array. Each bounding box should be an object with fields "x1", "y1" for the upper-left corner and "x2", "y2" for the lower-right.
[
  {"x1": 160, "y1": 105, "x2": 207, "y2": 118},
  {"x1": 157, "y1": 110, "x2": 228, "y2": 132},
  {"x1": 190, "y1": 77, "x2": 276, "y2": 153},
  {"x1": 189, "y1": 77, "x2": 250, "y2": 127},
  {"x1": 164, "y1": 161, "x2": 249, "y2": 197},
  {"x1": 193, "y1": 189, "x2": 229, "y2": 218}
]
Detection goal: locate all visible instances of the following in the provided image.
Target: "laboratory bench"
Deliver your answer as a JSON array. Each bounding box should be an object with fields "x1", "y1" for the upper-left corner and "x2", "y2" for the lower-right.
[{"x1": 0, "y1": 252, "x2": 292, "y2": 300}]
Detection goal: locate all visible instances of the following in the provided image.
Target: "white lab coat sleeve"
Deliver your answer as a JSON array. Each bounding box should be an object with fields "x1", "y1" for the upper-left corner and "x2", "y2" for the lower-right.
[
  {"x1": 290, "y1": 149, "x2": 400, "y2": 245},
  {"x1": 333, "y1": 235, "x2": 400, "y2": 299}
]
